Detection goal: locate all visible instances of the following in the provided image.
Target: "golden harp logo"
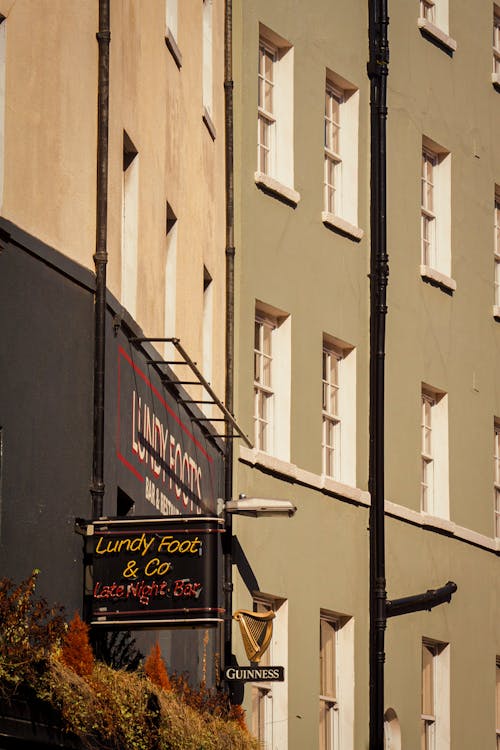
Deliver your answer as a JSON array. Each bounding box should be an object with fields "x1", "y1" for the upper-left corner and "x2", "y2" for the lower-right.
[{"x1": 233, "y1": 609, "x2": 275, "y2": 663}]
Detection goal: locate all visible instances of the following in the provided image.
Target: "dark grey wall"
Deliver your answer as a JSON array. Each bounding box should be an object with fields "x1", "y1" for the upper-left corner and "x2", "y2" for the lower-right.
[{"x1": 0, "y1": 226, "x2": 94, "y2": 611}]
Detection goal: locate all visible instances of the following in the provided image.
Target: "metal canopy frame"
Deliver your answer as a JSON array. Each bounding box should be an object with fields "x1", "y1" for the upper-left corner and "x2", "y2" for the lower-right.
[{"x1": 129, "y1": 336, "x2": 253, "y2": 448}]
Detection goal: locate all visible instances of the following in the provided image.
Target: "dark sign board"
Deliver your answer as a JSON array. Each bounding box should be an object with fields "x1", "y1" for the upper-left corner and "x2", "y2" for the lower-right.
[
  {"x1": 84, "y1": 516, "x2": 224, "y2": 627},
  {"x1": 224, "y1": 666, "x2": 285, "y2": 682},
  {"x1": 115, "y1": 345, "x2": 223, "y2": 516}
]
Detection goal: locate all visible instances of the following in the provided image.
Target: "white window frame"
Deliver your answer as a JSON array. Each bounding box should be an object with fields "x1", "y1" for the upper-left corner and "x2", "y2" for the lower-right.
[
  {"x1": 421, "y1": 639, "x2": 450, "y2": 750},
  {"x1": 420, "y1": 0, "x2": 436, "y2": 24},
  {"x1": 322, "y1": 336, "x2": 356, "y2": 486},
  {"x1": 324, "y1": 83, "x2": 342, "y2": 217},
  {"x1": 257, "y1": 39, "x2": 276, "y2": 178},
  {"x1": 494, "y1": 420, "x2": 500, "y2": 538},
  {"x1": 420, "y1": 138, "x2": 454, "y2": 291},
  {"x1": 255, "y1": 25, "x2": 298, "y2": 204},
  {"x1": 494, "y1": 190, "x2": 500, "y2": 315},
  {"x1": 493, "y1": 6, "x2": 500, "y2": 84},
  {"x1": 254, "y1": 314, "x2": 275, "y2": 455},
  {"x1": 322, "y1": 72, "x2": 362, "y2": 240},
  {"x1": 319, "y1": 611, "x2": 354, "y2": 750},
  {"x1": 417, "y1": 0, "x2": 457, "y2": 52},
  {"x1": 254, "y1": 304, "x2": 290, "y2": 461},
  {"x1": 322, "y1": 344, "x2": 341, "y2": 481},
  {"x1": 251, "y1": 595, "x2": 288, "y2": 750},
  {"x1": 420, "y1": 384, "x2": 449, "y2": 518}
]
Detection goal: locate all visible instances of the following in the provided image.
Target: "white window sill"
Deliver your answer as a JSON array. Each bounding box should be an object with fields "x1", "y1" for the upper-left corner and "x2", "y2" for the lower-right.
[
  {"x1": 492, "y1": 72, "x2": 500, "y2": 90},
  {"x1": 417, "y1": 18, "x2": 457, "y2": 53},
  {"x1": 238, "y1": 445, "x2": 369, "y2": 506},
  {"x1": 165, "y1": 28, "x2": 182, "y2": 68},
  {"x1": 420, "y1": 265, "x2": 457, "y2": 292},
  {"x1": 202, "y1": 106, "x2": 216, "y2": 140},
  {"x1": 254, "y1": 172, "x2": 301, "y2": 206},
  {"x1": 321, "y1": 211, "x2": 364, "y2": 241},
  {"x1": 493, "y1": 305, "x2": 500, "y2": 319},
  {"x1": 385, "y1": 500, "x2": 498, "y2": 552},
  {"x1": 237, "y1": 446, "x2": 499, "y2": 553}
]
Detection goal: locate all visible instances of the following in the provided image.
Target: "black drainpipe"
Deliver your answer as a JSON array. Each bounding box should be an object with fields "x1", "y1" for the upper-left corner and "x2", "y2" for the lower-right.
[
  {"x1": 91, "y1": 0, "x2": 110, "y2": 521},
  {"x1": 367, "y1": 0, "x2": 389, "y2": 748},
  {"x1": 223, "y1": 0, "x2": 235, "y2": 685}
]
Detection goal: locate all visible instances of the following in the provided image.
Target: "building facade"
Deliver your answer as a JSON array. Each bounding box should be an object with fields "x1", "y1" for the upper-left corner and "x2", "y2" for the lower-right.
[
  {"x1": 230, "y1": 1, "x2": 500, "y2": 749},
  {"x1": 0, "y1": 0, "x2": 228, "y2": 690},
  {"x1": 0, "y1": 1, "x2": 499, "y2": 749}
]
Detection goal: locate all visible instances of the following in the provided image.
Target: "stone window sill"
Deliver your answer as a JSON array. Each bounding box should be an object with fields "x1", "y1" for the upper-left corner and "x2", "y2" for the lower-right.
[
  {"x1": 420, "y1": 265, "x2": 456, "y2": 292},
  {"x1": 492, "y1": 72, "x2": 500, "y2": 91},
  {"x1": 493, "y1": 305, "x2": 500, "y2": 320},
  {"x1": 254, "y1": 172, "x2": 300, "y2": 207},
  {"x1": 417, "y1": 18, "x2": 457, "y2": 53},
  {"x1": 321, "y1": 211, "x2": 364, "y2": 242}
]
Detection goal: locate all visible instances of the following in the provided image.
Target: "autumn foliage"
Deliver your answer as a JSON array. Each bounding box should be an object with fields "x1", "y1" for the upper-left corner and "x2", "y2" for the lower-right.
[
  {"x1": 144, "y1": 641, "x2": 171, "y2": 690},
  {"x1": 60, "y1": 611, "x2": 94, "y2": 678}
]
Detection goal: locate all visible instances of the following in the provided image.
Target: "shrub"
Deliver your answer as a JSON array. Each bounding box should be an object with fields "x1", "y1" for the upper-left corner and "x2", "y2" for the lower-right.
[
  {"x1": 60, "y1": 612, "x2": 94, "y2": 678},
  {"x1": 144, "y1": 641, "x2": 171, "y2": 690},
  {"x1": 0, "y1": 570, "x2": 65, "y2": 698}
]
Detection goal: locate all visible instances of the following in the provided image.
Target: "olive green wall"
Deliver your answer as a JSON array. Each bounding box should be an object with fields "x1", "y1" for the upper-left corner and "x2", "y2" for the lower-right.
[{"x1": 231, "y1": 1, "x2": 499, "y2": 748}]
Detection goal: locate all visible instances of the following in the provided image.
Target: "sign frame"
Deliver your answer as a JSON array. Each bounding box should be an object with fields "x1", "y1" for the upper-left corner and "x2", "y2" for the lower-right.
[{"x1": 81, "y1": 515, "x2": 225, "y2": 629}]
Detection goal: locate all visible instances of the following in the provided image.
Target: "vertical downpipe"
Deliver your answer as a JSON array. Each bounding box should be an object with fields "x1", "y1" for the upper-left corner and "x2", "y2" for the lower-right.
[
  {"x1": 223, "y1": 0, "x2": 235, "y2": 683},
  {"x1": 368, "y1": 1, "x2": 389, "y2": 748},
  {"x1": 91, "y1": 0, "x2": 110, "y2": 520}
]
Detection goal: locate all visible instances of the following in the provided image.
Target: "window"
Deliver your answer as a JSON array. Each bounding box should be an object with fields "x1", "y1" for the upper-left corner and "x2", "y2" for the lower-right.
[
  {"x1": 121, "y1": 132, "x2": 139, "y2": 318},
  {"x1": 420, "y1": 138, "x2": 454, "y2": 291},
  {"x1": 493, "y1": 6, "x2": 500, "y2": 84},
  {"x1": 165, "y1": 0, "x2": 182, "y2": 67},
  {"x1": 322, "y1": 345, "x2": 341, "y2": 479},
  {"x1": 494, "y1": 420, "x2": 500, "y2": 537},
  {"x1": 322, "y1": 336, "x2": 356, "y2": 486},
  {"x1": 202, "y1": 0, "x2": 215, "y2": 138},
  {"x1": 254, "y1": 304, "x2": 290, "y2": 460},
  {"x1": 420, "y1": 385, "x2": 449, "y2": 517},
  {"x1": 255, "y1": 26, "x2": 298, "y2": 204},
  {"x1": 496, "y1": 657, "x2": 500, "y2": 750},
  {"x1": 417, "y1": 0, "x2": 457, "y2": 52},
  {"x1": 322, "y1": 73, "x2": 362, "y2": 240},
  {"x1": 494, "y1": 189, "x2": 500, "y2": 315},
  {"x1": 320, "y1": 617, "x2": 338, "y2": 750},
  {"x1": 257, "y1": 40, "x2": 275, "y2": 177},
  {"x1": 324, "y1": 84, "x2": 342, "y2": 217},
  {"x1": 319, "y1": 612, "x2": 354, "y2": 750},
  {"x1": 421, "y1": 640, "x2": 450, "y2": 750},
  {"x1": 254, "y1": 315, "x2": 274, "y2": 454},
  {"x1": 251, "y1": 596, "x2": 288, "y2": 750}
]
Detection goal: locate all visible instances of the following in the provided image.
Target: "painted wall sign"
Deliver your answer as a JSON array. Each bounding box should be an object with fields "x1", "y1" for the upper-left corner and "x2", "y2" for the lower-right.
[
  {"x1": 224, "y1": 666, "x2": 285, "y2": 682},
  {"x1": 115, "y1": 345, "x2": 223, "y2": 516},
  {"x1": 84, "y1": 516, "x2": 224, "y2": 627}
]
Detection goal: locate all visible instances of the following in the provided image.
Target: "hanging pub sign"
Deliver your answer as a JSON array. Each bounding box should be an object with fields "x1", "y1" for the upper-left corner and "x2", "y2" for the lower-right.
[
  {"x1": 81, "y1": 516, "x2": 224, "y2": 628},
  {"x1": 114, "y1": 344, "x2": 223, "y2": 517}
]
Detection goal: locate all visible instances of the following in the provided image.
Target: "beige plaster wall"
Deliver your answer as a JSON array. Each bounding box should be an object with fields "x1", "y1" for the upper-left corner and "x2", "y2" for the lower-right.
[{"x1": 0, "y1": 0, "x2": 226, "y2": 397}]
